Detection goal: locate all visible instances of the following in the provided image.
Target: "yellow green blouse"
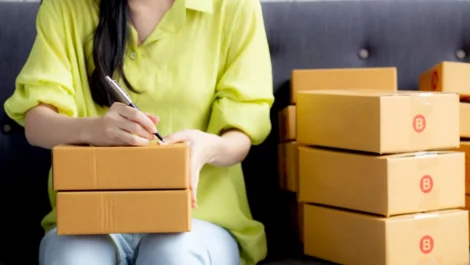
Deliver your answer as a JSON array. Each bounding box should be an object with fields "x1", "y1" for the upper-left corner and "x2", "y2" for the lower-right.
[{"x1": 3, "y1": 0, "x2": 274, "y2": 264}]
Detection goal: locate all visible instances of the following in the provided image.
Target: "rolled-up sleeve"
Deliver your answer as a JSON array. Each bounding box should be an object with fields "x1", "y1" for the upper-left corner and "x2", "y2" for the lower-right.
[
  {"x1": 206, "y1": 0, "x2": 274, "y2": 146},
  {"x1": 4, "y1": 0, "x2": 77, "y2": 126}
]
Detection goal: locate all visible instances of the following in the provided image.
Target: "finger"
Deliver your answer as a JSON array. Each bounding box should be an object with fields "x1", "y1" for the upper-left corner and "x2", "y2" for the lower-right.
[
  {"x1": 145, "y1": 113, "x2": 160, "y2": 125},
  {"x1": 189, "y1": 169, "x2": 197, "y2": 206},
  {"x1": 192, "y1": 172, "x2": 199, "y2": 208},
  {"x1": 189, "y1": 147, "x2": 200, "y2": 208},
  {"x1": 164, "y1": 130, "x2": 191, "y2": 144},
  {"x1": 117, "y1": 105, "x2": 157, "y2": 134},
  {"x1": 189, "y1": 164, "x2": 196, "y2": 207},
  {"x1": 116, "y1": 115, "x2": 156, "y2": 140},
  {"x1": 110, "y1": 128, "x2": 150, "y2": 146}
]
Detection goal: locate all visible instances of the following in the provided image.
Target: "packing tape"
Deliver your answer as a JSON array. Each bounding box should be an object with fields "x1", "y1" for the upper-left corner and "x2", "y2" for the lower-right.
[
  {"x1": 414, "y1": 152, "x2": 441, "y2": 212},
  {"x1": 100, "y1": 192, "x2": 114, "y2": 233},
  {"x1": 409, "y1": 92, "x2": 434, "y2": 152},
  {"x1": 412, "y1": 211, "x2": 442, "y2": 264},
  {"x1": 412, "y1": 211, "x2": 440, "y2": 229},
  {"x1": 419, "y1": 256, "x2": 444, "y2": 265},
  {"x1": 92, "y1": 148, "x2": 98, "y2": 189}
]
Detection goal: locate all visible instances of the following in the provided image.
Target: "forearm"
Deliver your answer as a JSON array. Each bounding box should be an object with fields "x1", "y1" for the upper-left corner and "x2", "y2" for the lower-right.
[
  {"x1": 24, "y1": 104, "x2": 97, "y2": 149},
  {"x1": 209, "y1": 130, "x2": 251, "y2": 167}
]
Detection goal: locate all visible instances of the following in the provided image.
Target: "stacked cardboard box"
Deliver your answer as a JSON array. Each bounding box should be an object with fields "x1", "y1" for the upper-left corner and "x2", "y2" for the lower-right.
[
  {"x1": 296, "y1": 89, "x2": 468, "y2": 264},
  {"x1": 277, "y1": 67, "x2": 398, "y2": 243},
  {"x1": 53, "y1": 143, "x2": 191, "y2": 235},
  {"x1": 420, "y1": 61, "x2": 470, "y2": 244}
]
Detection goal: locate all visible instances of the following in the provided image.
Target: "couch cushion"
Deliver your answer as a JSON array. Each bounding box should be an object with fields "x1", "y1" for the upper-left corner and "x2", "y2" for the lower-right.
[{"x1": 0, "y1": 2, "x2": 52, "y2": 265}]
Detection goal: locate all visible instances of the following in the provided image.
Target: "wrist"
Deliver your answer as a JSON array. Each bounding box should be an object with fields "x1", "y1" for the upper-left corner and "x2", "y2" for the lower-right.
[
  {"x1": 77, "y1": 117, "x2": 100, "y2": 144},
  {"x1": 207, "y1": 133, "x2": 226, "y2": 165}
]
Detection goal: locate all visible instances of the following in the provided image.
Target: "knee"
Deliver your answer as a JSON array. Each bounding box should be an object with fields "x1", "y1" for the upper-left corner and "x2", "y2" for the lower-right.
[
  {"x1": 40, "y1": 229, "x2": 116, "y2": 265},
  {"x1": 136, "y1": 233, "x2": 207, "y2": 265}
]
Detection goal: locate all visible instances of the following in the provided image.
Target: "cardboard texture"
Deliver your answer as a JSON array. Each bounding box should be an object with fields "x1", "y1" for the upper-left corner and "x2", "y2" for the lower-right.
[
  {"x1": 278, "y1": 142, "x2": 299, "y2": 193},
  {"x1": 278, "y1": 105, "x2": 296, "y2": 142},
  {"x1": 456, "y1": 142, "x2": 470, "y2": 195},
  {"x1": 419, "y1": 61, "x2": 470, "y2": 100},
  {"x1": 298, "y1": 147, "x2": 465, "y2": 216},
  {"x1": 53, "y1": 143, "x2": 189, "y2": 191},
  {"x1": 290, "y1": 67, "x2": 397, "y2": 104},
  {"x1": 461, "y1": 103, "x2": 470, "y2": 138},
  {"x1": 303, "y1": 204, "x2": 469, "y2": 265},
  {"x1": 296, "y1": 90, "x2": 460, "y2": 154},
  {"x1": 466, "y1": 196, "x2": 470, "y2": 246},
  {"x1": 56, "y1": 190, "x2": 191, "y2": 235}
]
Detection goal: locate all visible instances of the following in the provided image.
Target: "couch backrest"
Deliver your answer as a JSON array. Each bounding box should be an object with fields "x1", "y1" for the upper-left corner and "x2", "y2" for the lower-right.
[
  {"x1": 0, "y1": 2, "x2": 52, "y2": 265},
  {"x1": 1, "y1": 0, "x2": 470, "y2": 264}
]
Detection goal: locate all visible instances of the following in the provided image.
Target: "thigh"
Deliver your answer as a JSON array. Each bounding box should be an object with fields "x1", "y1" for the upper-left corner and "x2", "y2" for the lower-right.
[
  {"x1": 135, "y1": 219, "x2": 240, "y2": 265},
  {"x1": 39, "y1": 227, "x2": 119, "y2": 265}
]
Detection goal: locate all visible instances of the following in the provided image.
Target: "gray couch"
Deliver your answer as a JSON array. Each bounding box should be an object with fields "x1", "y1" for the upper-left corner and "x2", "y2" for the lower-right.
[{"x1": 1, "y1": 0, "x2": 470, "y2": 264}]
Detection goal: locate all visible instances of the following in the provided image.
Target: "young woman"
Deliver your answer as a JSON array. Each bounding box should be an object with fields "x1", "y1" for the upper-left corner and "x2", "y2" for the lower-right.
[{"x1": 3, "y1": 0, "x2": 273, "y2": 264}]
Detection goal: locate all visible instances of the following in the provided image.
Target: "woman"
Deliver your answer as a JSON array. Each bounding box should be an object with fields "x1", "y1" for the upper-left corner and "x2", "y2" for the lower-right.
[{"x1": 3, "y1": 0, "x2": 274, "y2": 264}]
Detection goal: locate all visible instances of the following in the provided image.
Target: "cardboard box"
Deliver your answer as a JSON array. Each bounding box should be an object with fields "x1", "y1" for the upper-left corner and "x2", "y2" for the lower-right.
[
  {"x1": 56, "y1": 190, "x2": 191, "y2": 235},
  {"x1": 299, "y1": 147, "x2": 465, "y2": 216},
  {"x1": 290, "y1": 67, "x2": 397, "y2": 104},
  {"x1": 278, "y1": 105, "x2": 296, "y2": 142},
  {"x1": 278, "y1": 142, "x2": 299, "y2": 192},
  {"x1": 304, "y1": 204, "x2": 469, "y2": 265},
  {"x1": 465, "y1": 196, "x2": 470, "y2": 246},
  {"x1": 298, "y1": 202, "x2": 304, "y2": 243},
  {"x1": 297, "y1": 90, "x2": 460, "y2": 154},
  {"x1": 456, "y1": 142, "x2": 470, "y2": 195},
  {"x1": 277, "y1": 143, "x2": 286, "y2": 190},
  {"x1": 419, "y1": 61, "x2": 470, "y2": 99},
  {"x1": 285, "y1": 192, "x2": 304, "y2": 244},
  {"x1": 461, "y1": 103, "x2": 470, "y2": 138},
  {"x1": 53, "y1": 143, "x2": 189, "y2": 191}
]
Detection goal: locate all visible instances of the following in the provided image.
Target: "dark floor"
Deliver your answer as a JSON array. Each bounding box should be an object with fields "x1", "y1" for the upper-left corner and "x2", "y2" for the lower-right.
[
  {"x1": 262, "y1": 256, "x2": 337, "y2": 265},
  {"x1": 260, "y1": 258, "x2": 335, "y2": 265}
]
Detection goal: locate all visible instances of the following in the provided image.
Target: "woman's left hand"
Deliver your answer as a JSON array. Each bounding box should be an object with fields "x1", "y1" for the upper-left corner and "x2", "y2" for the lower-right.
[{"x1": 163, "y1": 129, "x2": 221, "y2": 208}]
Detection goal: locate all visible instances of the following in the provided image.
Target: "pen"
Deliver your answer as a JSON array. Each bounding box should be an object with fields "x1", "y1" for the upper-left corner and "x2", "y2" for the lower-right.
[{"x1": 104, "y1": 76, "x2": 165, "y2": 143}]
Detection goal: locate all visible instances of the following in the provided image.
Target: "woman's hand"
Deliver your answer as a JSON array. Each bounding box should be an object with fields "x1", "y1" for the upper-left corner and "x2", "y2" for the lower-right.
[
  {"x1": 163, "y1": 129, "x2": 222, "y2": 208},
  {"x1": 87, "y1": 102, "x2": 160, "y2": 146}
]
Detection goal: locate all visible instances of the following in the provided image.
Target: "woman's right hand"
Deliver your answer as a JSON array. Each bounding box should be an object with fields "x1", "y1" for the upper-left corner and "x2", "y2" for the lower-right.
[{"x1": 88, "y1": 102, "x2": 159, "y2": 146}]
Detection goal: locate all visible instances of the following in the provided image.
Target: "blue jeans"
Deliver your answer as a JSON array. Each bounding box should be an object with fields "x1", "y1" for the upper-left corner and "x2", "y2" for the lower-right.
[{"x1": 39, "y1": 219, "x2": 240, "y2": 265}]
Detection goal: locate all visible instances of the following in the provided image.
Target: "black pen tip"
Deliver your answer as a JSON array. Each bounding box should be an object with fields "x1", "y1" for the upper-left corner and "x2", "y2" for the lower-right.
[{"x1": 155, "y1": 132, "x2": 165, "y2": 143}]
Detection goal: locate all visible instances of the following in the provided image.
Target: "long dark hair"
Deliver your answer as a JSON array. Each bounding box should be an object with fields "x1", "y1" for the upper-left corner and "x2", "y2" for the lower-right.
[
  {"x1": 42, "y1": 0, "x2": 139, "y2": 107},
  {"x1": 90, "y1": 0, "x2": 139, "y2": 107}
]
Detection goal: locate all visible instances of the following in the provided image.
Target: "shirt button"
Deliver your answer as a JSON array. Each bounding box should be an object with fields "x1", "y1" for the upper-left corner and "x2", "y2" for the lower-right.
[
  {"x1": 2, "y1": 123, "x2": 12, "y2": 134},
  {"x1": 358, "y1": 49, "x2": 369, "y2": 59},
  {"x1": 129, "y1": 52, "x2": 137, "y2": 60},
  {"x1": 456, "y1": 50, "x2": 467, "y2": 60}
]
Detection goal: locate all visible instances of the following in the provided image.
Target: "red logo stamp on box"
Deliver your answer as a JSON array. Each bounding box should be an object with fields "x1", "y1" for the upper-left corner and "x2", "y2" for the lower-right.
[
  {"x1": 413, "y1": 114, "x2": 426, "y2": 133},
  {"x1": 420, "y1": 235, "x2": 434, "y2": 254},
  {"x1": 420, "y1": 175, "x2": 433, "y2": 193}
]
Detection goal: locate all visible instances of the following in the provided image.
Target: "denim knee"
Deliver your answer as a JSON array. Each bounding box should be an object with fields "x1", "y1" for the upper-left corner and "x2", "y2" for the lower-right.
[
  {"x1": 39, "y1": 228, "x2": 117, "y2": 265},
  {"x1": 135, "y1": 232, "x2": 209, "y2": 265}
]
